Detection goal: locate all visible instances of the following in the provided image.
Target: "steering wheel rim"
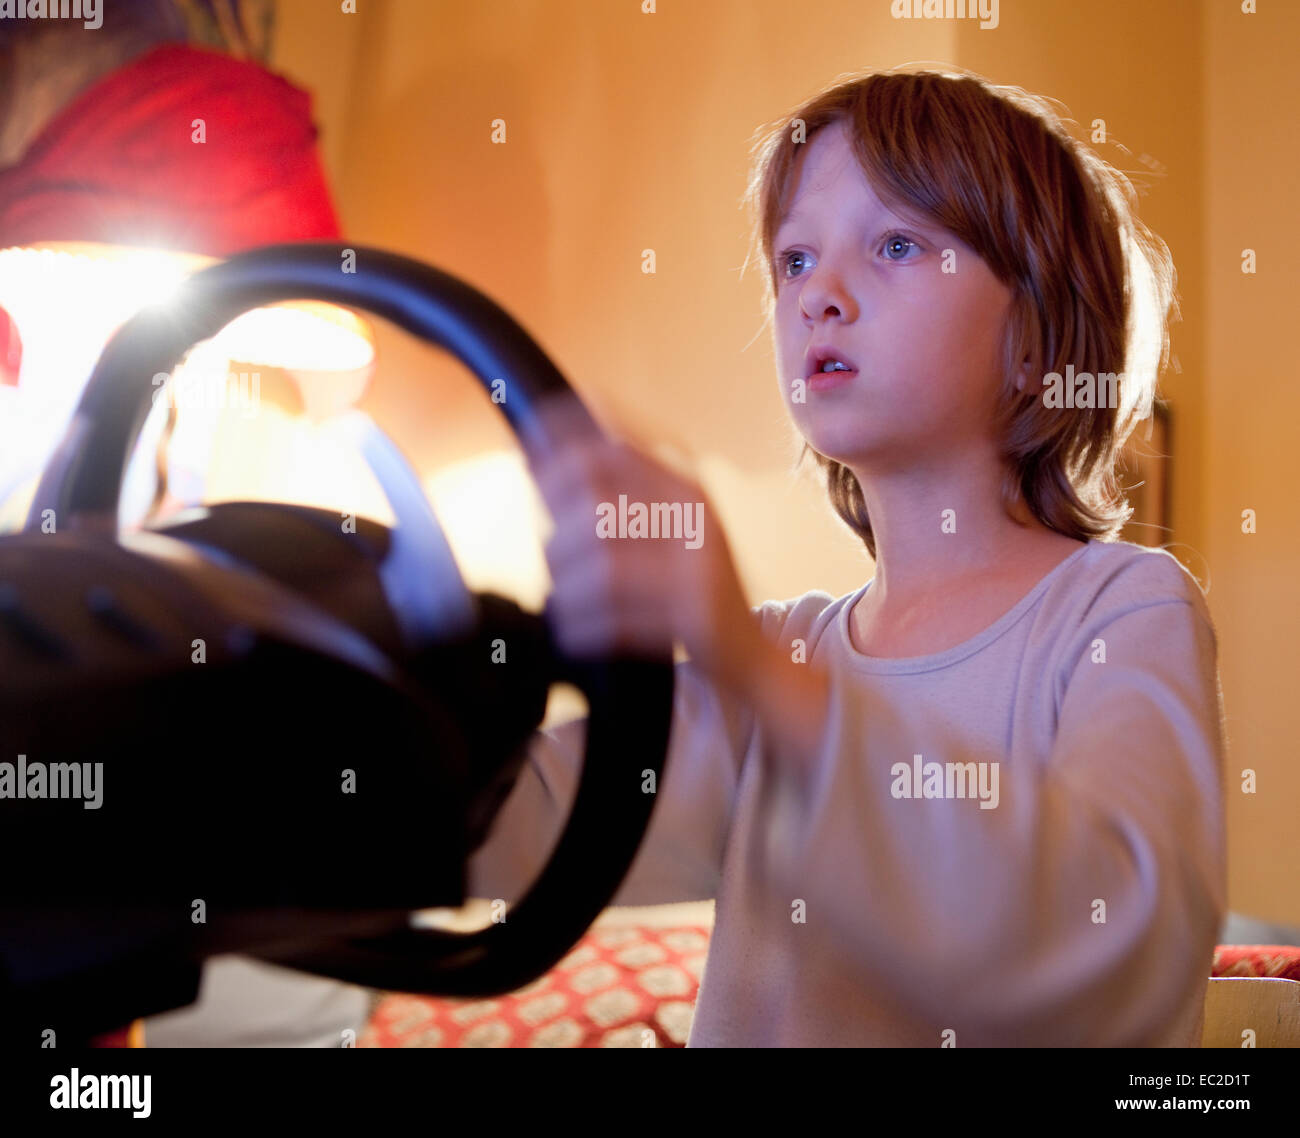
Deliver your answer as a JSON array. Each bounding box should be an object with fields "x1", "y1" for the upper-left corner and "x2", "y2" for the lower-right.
[{"x1": 26, "y1": 242, "x2": 675, "y2": 998}]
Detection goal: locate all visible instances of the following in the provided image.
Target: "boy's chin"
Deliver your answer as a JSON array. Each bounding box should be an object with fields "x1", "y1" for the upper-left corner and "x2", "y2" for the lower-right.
[
  {"x1": 799, "y1": 429, "x2": 924, "y2": 477},
  {"x1": 795, "y1": 420, "x2": 882, "y2": 465}
]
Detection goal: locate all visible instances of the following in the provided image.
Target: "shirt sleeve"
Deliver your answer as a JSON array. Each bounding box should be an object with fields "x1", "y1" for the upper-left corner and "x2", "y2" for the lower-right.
[
  {"x1": 465, "y1": 601, "x2": 796, "y2": 908},
  {"x1": 758, "y1": 557, "x2": 1228, "y2": 1046}
]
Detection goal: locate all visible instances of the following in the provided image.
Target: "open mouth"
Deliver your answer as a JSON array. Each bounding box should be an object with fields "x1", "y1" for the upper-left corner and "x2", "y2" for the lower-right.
[
  {"x1": 808, "y1": 365, "x2": 857, "y2": 389},
  {"x1": 805, "y1": 346, "x2": 859, "y2": 381}
]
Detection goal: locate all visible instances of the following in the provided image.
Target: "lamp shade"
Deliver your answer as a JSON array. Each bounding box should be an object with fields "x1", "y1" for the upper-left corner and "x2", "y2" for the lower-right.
[{"x1": 0, "y1": 42, "x2": 340, "y2": 256}]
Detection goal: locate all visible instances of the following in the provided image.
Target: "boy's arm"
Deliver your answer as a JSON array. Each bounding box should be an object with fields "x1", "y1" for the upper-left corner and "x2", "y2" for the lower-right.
[
  {"x1": 468, "y1": 598, "x2": 808, "y2": 909},
  {"x1": 465, "y1": 652, "x2": 757, "y2": 909}
]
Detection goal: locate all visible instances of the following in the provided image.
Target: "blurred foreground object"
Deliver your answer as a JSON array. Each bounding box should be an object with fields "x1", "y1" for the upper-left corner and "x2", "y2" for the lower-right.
[{"x1": 0, "y1": 24, "x2": 387, "y2": 1045}]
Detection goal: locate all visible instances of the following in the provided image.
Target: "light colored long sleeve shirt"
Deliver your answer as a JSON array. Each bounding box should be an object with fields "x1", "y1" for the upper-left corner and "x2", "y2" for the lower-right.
[{"x1": 466, "y1": 538, "x2": 1228, "y2": 1046}]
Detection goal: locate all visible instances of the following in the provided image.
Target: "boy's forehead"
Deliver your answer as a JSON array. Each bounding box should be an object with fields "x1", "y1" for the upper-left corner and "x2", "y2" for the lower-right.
[
  {"x1": 784, "y1": 126, "x2": 856, "y2": 205},
  {"x1": 780, "y1": 156, "x2": 923, "y2": 234},
  {"x1": 778, "y1": 123, "x2": 947, "y2": 238}
]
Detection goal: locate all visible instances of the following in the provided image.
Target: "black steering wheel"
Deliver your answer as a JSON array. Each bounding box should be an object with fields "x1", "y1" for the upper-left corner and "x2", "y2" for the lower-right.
[{"x1": 23, "y1": 242, "x2": 675, "y2": 1000}]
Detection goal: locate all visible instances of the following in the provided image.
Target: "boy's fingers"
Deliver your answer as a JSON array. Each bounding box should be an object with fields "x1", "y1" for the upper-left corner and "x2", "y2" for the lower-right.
[
  {"x1": 530, "y1": 391, "x2": 668, "y2": 475},
  {"x1": 534, "y1": 436, "x2": 651, "y2": 503},
  {"x1": 545, "y1": 522, "x2": 657, "y2": 583}
]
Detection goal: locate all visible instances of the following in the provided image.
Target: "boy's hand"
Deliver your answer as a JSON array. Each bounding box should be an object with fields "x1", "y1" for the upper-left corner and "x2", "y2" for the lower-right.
[{"x1": 526, "y1": 393, "x2": 763, "y2": 700}]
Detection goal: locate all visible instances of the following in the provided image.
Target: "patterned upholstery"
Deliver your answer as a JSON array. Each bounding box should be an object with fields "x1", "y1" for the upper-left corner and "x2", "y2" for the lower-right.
[
  {"x1": 88, "y1": 939, "x2": 1300, "y2": 1046},
  {"x1": 359, "y1": 923, "x2": 711, "y2": 1048},
  {"x1": 1211, "y1": 945, "x2": 1300, "y2": 982}
]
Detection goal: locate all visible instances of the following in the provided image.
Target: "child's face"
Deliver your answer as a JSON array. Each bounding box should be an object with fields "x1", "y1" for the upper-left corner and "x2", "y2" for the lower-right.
[{"x1": 772, "y1": 120, "x2": 1019, "y2": 474}]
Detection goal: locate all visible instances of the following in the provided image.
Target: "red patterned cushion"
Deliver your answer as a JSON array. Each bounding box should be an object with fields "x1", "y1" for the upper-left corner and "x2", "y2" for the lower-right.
[
  {"x1": 1212, "y1": 945, "x2": 1300, "y2": 982},
  {"x1": 359, "y1": 924, "x2": 710, "y2": 1047}
]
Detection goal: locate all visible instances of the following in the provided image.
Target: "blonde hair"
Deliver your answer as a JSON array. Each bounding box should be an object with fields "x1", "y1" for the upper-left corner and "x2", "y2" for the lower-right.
[{"x1": 741, "y1": 67, "x2": 1178, "y2": 559}]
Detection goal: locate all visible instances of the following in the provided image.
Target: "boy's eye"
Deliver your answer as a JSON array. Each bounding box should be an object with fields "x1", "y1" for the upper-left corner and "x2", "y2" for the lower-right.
[
  {"x1": 776, "y1": 233, "x2": 920, "y2": 281},
  {"x1": 777, "y1": 250, "x2": 810, "y2": 280},
  {"x1": 880, "y1": 233, "x2": 920, "y2": 261}
]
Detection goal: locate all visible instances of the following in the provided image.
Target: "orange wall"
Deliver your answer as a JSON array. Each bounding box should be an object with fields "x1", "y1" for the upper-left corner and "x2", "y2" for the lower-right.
[
  {"x1": 272, "y1": 0, "x2": 1297, "y2": 925},
  {"x1": 1202, "y1": 0, "x2": 1300, "y2": 927}
]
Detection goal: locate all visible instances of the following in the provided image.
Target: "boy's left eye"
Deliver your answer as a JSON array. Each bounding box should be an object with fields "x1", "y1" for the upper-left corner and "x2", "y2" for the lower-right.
[{"x1": 880, "y1": 234, "x2": 919, "y2": 261}]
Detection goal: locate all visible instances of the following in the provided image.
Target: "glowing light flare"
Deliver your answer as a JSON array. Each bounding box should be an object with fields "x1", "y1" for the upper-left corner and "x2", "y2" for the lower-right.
[
  {"x1": 422, "y1": 449, "x2": 551, "y2": 613},
  {"x1": 0, "y1": 241, "x2": 379, "y2": 527}
]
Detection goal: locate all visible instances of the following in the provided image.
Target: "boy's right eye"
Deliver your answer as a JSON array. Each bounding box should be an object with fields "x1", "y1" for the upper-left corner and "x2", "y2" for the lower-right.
[{"x1": 777, "y1": 249, "x2": 810, "y2": 280}]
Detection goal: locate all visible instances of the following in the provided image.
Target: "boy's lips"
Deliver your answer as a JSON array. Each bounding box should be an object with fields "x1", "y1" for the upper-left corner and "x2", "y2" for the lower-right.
[
  {"x1": 804, "y1": 343, "x2": 860, "y2": 380},
  {"x1": 807, "y1": 366, "x2": 857, "y2": 392}
]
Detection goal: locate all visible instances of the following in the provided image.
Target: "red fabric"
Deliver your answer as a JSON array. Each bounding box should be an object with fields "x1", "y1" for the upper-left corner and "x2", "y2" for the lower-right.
[
  {"x1": 0, "y1": 43, "x2": 341, "y2": 256},
  {"x1": 89, "y1": 1025, "x2": 134, "y2": 1048},
  {"x1": 1212, "y1": 945, "x2": 1300, "y2": 982},
  {"x1": 0, "y1": 303, "x2": 19, "y2": 386},
  {"x1": 359, "y1": 924, "x2": 711, "y2": 1048}
]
